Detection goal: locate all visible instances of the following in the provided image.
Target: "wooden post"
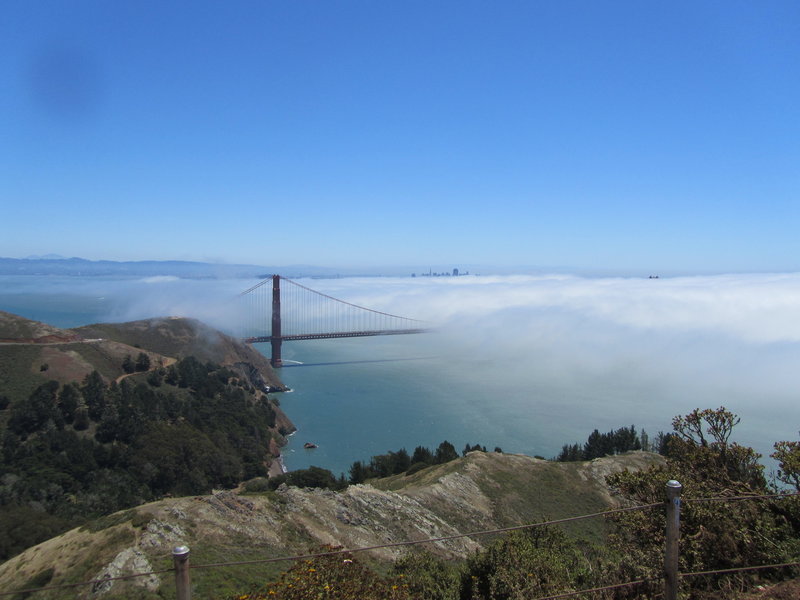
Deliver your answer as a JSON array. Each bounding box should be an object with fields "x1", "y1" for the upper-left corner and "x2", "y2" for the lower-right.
[
  {"x1": 664, "y1": 480, "x2": 682, "y2": 600},
  {"x1": 173, "y1": 545, "x2": 191, "y2": 600}
]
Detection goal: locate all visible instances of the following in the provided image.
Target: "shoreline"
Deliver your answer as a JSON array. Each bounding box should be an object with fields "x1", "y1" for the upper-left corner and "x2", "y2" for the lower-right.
[{"x1": 268, "y1": 454, "x2": 288, "y2": 477}]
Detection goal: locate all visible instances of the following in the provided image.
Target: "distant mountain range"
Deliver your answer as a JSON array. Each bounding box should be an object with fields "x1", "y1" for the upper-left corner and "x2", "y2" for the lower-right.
[{"x1": 0, "y1": 256, "x2": 364, "y2": 279}]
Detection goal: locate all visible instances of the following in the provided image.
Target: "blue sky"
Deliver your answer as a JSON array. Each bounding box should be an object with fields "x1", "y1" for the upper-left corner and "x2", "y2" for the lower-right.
[{"x1": 2, "y1": 1, "x2": 799, "y2": 273}]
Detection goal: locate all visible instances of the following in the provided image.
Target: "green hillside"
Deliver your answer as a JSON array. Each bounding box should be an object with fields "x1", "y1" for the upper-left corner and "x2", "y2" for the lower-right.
[{"x1": 0, "y1": 312, "x2": 293, "y2": 565}]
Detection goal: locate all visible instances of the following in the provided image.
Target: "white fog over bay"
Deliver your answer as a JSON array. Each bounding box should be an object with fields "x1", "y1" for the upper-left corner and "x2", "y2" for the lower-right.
[{"x1": 3, "y1": 272, "x2": 799, "y2": 474}]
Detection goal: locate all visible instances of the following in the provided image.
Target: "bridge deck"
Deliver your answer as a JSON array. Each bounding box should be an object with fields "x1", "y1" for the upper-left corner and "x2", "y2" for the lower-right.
[{"x1": 243, "y1": 328, "x2": 429, "y2": 344}]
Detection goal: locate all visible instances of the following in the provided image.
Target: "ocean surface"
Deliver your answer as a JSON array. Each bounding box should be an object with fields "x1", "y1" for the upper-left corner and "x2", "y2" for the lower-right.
[{"x1": 2, "y1": 273, "x2": 799, "y2": 477}]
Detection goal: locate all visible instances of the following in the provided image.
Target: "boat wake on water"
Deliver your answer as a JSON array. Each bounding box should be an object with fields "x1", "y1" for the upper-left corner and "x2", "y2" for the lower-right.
[{"x1": 281, "y1": 357, "x2": 435, "y2": 368}]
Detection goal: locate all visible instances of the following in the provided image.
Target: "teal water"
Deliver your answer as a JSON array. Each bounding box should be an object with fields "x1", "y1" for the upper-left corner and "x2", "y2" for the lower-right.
[
  {"x1": 264, "y1": 332, "x2": 666, "y2": 477},
  {"x1": 0, "y1": 275, "x2": 596, "y2": 476},
  {"x1": 2, "y1": 274, "x2": 797, "y2": 478},
  {"x1": 265, "y1": 335, "x2": 530, "y2": 477}
]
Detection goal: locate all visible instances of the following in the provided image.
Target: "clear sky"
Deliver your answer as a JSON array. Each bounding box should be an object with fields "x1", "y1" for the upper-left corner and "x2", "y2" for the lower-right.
[{"x1": 2, "y1": 1, "x2": 799, "y2": 273}]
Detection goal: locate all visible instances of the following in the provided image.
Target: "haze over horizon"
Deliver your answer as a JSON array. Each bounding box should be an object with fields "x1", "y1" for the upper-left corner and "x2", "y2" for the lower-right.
[
  {"x1": 4, "y1": 270, "x2": 800, "y2": 469},
  {"x1": 3, "y1": 2, "x2": 799, "y2": 273}
]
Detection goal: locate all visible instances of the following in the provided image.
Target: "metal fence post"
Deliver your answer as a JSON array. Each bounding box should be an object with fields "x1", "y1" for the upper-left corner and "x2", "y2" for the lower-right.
[
  {"x1": 173, "y1": 545, "x2": 191, "y2": 600},
  {"x1": 664, "y1": 480, "x2": 682, "y2": 600}
]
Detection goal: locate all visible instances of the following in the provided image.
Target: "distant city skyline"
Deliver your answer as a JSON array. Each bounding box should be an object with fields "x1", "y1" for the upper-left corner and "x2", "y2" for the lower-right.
[{"x1": 2, "y1": 2, "x2": 799, "y2": 273}]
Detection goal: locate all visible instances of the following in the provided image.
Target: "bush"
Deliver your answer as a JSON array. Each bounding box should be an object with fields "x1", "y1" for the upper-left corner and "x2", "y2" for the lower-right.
[
  {"x1": 235, "y1": 547, "x2": 412, "y2": 599},
  {"x1": 404, "y1": 462, "x2": 430, "y2": 476},
  {"x1": 268, "y1": 466, "x2": 344, "y2": 491},
  {"x1": 243, "y1": 477, "x2": 272, "y2": 493}
]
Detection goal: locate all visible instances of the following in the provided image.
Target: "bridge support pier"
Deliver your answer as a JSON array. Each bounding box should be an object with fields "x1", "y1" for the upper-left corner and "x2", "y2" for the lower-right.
[
  {"x1": 270, "y1": 338, "x2": 282, "y2": 368},
  {"x1": 271, "y1": 275, "x2": 282, "y2": 368}
]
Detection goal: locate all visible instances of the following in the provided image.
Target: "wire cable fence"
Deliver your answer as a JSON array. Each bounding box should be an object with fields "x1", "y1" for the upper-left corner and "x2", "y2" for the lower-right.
[{"x1": 3, "y1": 487, "x2": 799, "y2": 599}]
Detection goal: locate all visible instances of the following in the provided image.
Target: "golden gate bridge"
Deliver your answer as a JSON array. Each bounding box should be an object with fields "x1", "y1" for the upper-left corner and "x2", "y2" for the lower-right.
[{"x1": 239, "y1": 275, "x2": 427, "y2": 367}]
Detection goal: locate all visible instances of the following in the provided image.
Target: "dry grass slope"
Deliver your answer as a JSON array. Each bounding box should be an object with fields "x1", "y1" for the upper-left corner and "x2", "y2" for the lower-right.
[{"x1": 0, "y1": 451, "x2": 663, "y2": 599}]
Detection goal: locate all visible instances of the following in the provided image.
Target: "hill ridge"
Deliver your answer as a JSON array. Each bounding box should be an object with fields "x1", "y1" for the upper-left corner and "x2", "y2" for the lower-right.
[{"x1": 0, "y1": 451, "x2": 663, "y2": 598}]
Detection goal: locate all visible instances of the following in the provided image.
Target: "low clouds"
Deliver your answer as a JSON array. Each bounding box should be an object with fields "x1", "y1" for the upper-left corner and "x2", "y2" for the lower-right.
[
  {"x1": 49, "y1": 272, "x2": 800, "y2": 461},
  {"x1": 328, "y1": 273, "x2": 800, "y2": 345},
  {"x1": 298, "y1": 273, "x2": 800, "y2": 459}
]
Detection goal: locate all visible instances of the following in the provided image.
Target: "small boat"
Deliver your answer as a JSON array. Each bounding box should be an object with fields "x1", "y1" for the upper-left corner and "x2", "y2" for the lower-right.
[{"x1": 303, "y1": 442, "x2": 318, "y2": 449}]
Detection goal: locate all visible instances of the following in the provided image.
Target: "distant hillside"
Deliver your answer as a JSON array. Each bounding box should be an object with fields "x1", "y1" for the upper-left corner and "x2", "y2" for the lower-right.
[
  {"x1": 0, "y1": 312, "x2": 297, "y2": 567},
  {"x1": 0, "y1": 256, "x2": 271, "y2": 278},
  {"x1": 0, "y1": 256, "x2": 386, "y2": 278},
  {"x1": 0, "y1": 311, "x2": 79, "y2": 342},
  {"x1": 0, "y1": 451, "x2": 663, "y2": 599},
  {"x1": 0, "y1": 311, "x2": 286, "y2": 403},
  {"x1": 72, "y1": 317, "x2": 285, "y2": 390}
]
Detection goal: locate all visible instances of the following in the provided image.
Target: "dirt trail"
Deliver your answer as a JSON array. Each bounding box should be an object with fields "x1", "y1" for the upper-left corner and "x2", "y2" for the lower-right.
[
  {"x1": 0, "y1": 338, "x2": 104, "y2": 345},
  {"x1": 115, "y1": 356, "x2": 177, "y2": 383}
]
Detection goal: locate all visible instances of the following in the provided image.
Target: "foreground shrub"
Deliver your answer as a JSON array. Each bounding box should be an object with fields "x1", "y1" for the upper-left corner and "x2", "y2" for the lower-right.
[{"x1": 231, "y1": 546, "x2": 412, "y2": 599}]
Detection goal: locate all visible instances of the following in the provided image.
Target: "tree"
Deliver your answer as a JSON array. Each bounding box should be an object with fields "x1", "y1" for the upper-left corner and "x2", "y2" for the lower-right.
[
  {"x1": 411, "y1": 446, "x2": 434, "y2": 465},
  {"x1": 555, "y1": 443, "x2": 582, "y2": 462},
  {"x1": 349, "y1": 460, "x2": 368, "y2": 484},
  {"x1": 606, "y1": 407, "x2": 790, "y2": 597},
  {"x1": 672, "y1": 406, "x2": 740, "y2": 447},
  {"x1": 434, "y1": 441, "x2": 458, "y2": 464},
  {"x1": 135, "y1": 352, "x2": 151, "y2": 372},
  {"x1": 462, "y1": 527, "x2": 602, "y2": 600},
  {"x1": 393, "y1": 551, "x2": 461, "y2": 600},
  {"x1": 583, "y1": 429, "x2": 611, "y2": 459},
  {"x1": 8, "y1": 380, "x2": 62, "y2": 435},
  {"x1": 81, "y1": 371, "x2": 106, "y2": 421},
  {"x1": 57, "y1": 383, "x2": 81, "y2": 424},
  {"x1": 164, "y1": 365, "x2": 179, "y2": 385},
  {"x1": 73, "y1": 404, "x2": 90, "y2": 430},
  {"x1": 146, "y1": 369, "x2": 163, "y2": 387},
  {"x1": 393, "y1": 448, "x2": 411, "y2": 473},
  {"x1": 772, "y1": 437, "x2": 800, "y2": 491},
  {"x1": 462, "y1": 443, "x2": 486, "y2": 456},
  {"x1": 269, "y1": 466, "x2": 342, "y2": 491},
  {"x1": 121, "y1": 354, "x2": 135, "y2": 374},
  {"x1": 260, "y1": 547, "x2": 411, "y2": 599}
]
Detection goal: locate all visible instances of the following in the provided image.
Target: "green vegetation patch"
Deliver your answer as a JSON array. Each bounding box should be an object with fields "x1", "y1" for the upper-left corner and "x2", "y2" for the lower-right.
[
  {"x1": 0, "y1": 357, "x2": 280, "y2": 562},
  {"x1": 0, "y1": 345, "x2": 47, "y2": 403},
  {"x1": 478, "y1": 461, "x2": 610, "y2": 543},
  {"x1": 6, "y1": 568, "x2": 54, "y2": 600},
  {"x1": 80, "y1": 509, "x2": 136, "y2": 533},
  {"x1": 186, "y1": 543, "x2": 291, "y2": 599},
  {"x1": 59, "y1": 342, "x2": 125, "y2": 381}
]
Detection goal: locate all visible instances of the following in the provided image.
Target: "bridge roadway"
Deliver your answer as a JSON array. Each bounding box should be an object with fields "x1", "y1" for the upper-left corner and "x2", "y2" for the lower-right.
[{"x1": 243, "y1": 328, "x2": 428, "y2": 344}]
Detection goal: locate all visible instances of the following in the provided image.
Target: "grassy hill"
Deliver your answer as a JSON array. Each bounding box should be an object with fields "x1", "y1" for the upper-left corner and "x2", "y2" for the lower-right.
[
  {"x1": 0, "y1": 311, "x2": 286, "y2": 405},
  {"x1": 0, "y1": 311, "x2": 295, "y2": 569},
  {"x1": 0, "y1": 450, "x2": 663, "y2": 599},
  {"x1": 71, "y1": 317, "x2": 283, "y2": 389}
]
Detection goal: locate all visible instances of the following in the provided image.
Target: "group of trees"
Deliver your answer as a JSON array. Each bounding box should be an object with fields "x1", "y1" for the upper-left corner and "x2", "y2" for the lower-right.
[
  {"x1": 348, "y1": 440, "x2": 496, "y2": 484},
  {"x1": 236, "y1": 407, "x2": 800, "y2": 600},
  {"x1": 0, "y1": 357, "x2": 282, "y2": 560},
  {"x1": 605, "y1": 407, "x2": 800, "y2": 597},
  {"x1": 259, "y1": 441, "x2": 500, "y2": 494},
  {"x1": 121, "y1": 352, "x2": 151, "y2": 374},
  {"x1": 554, "y1": 425, "x2": 676, "y2": 462},
  {"x1": 264, "y1": 466, "x2": 349, "y2": 492}
]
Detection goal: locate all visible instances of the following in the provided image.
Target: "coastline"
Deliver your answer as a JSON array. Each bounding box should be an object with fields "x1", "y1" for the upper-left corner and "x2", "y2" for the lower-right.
[{"x1": 268, "y1": 454, "x2": 288, "y2": 477}]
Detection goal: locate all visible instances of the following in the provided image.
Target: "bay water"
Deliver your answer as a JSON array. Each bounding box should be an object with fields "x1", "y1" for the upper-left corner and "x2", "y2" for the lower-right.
[{"x1": 2, "y1": 273, "x2": 799, "y2": 478}]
